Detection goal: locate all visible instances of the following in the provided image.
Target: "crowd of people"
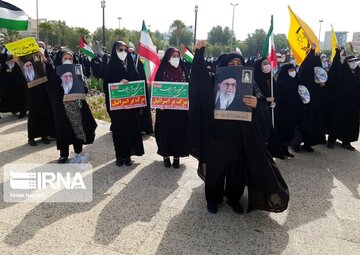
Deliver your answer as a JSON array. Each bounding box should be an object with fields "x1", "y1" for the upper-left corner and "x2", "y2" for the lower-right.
[{"x1": 1, "y1": 38, "x2": 360, "y2": 215}]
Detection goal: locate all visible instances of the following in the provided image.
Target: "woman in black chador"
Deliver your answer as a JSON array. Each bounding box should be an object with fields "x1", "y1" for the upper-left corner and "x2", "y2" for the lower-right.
[
  {"x1": 297, "y1": 43, "x2": 327, "y2": 151},
  {"x1": 275, "y1": 64, "x2": 303, "y2": 157},
  {"x1": 154, "y1": 48, "x2": 189, "y2": 168},
  {"x1": 0, "y1": 54, "x2": 27, "y2": 118},
  {"x1": 47, "y1": 52, "x2": 97, "y2": 163},
  {"x1": 189, "y1": 41, "x2": 289, "y2": 214},
  {"x1": 326, "y1": 47, "x2": 360, "y2": 151},
  {"x1": 103, "y1": 41, "x2": 144, "y2": 166},
  {"x1": 253, "y1": 57, "x2": 285, "y2": 159}
]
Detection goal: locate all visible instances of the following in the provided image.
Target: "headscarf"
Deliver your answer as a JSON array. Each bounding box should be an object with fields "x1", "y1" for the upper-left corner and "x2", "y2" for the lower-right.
[
  {"x1": 254, "y1": 57, "x2": 271, "y2": 97},
  {"x1": 218, "y1": 52, "x2": 246, "y2": 67},
  {"x1": 155, "y1": 47, "x2": 188, "y2": 82}
]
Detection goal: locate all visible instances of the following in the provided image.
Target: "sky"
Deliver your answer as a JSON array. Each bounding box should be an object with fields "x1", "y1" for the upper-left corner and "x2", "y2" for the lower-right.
[{"x1": 7, "y1": 0, "x2": 358, "y2": 42}]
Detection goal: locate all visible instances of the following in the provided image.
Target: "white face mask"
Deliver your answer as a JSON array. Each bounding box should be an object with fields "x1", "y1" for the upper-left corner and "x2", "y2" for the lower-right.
[
  {"x1": 63, "y1": 60, "x2": 73, "y2": 65},
  {"x1": 117, "y1": 51, "x2": 127, "y2": 61},
  {"x1": 262, "y1": 64, "x2": 271, "y2": 73},
  {"x1": 349, "y1": 62, "x2": 358, "y2": 70},
  {"x1": 288, "y1": 70, "x2": 296, "y2": 78},
  {"x1": 40, "y1": 48, "x2": 45, "y2": 55},
  {"x1": 169, "y1": 57, "x2": 180, "y2": 68}
]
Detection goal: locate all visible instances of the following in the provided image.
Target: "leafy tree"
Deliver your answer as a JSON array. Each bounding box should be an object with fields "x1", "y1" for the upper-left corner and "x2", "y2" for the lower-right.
[
  {"x1": 274, "y1": 34, "x2": 289, "y2": 52},
  {"x1": 169, "y1": 20, "x2": 192, "y2": 48},
  {"x1": 2, "y1": 29, "x2": 20, "y2": 43},
  {"x1": 241, "y1": 29, "x2": 267, "y2": 57},
  {"x1": 207, "y1": 26, "x2": 233, "y2": 46},
  {"x1": 39, "y1": 21, "x2": 54, "y2": 44}
]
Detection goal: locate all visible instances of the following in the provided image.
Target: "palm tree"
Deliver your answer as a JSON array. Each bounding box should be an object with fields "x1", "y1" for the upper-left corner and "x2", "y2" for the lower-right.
[
  {"x1": 39, "y1": 21, "x2": 54, "y2": 44},
  {"x1": 3, "y1": 29, "x2": 20, "y2": 43},
  {"x1": 170, "y1": 20, "x2": 186, "y2": 48}
]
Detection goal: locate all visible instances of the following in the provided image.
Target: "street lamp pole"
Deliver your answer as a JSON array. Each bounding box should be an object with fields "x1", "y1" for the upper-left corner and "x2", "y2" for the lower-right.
[
  {"x1": 230, "y1": 3, "x2": 238, "y2": 51},
  {"x1": 318, "y1": 19, "x2": 323, "y2": 47},
  {"x1": 36, "y1": 0, "x2": 39, "y2": 40},
  {"x1": 101, "y1": 0, "x2": 106, "y2": 48},
  {"x1": 194, "y1": 5, "x2": 198, "y2": 46},
  {"x1": 118, "y1": 17, "x2": 122, "y2": 30}
]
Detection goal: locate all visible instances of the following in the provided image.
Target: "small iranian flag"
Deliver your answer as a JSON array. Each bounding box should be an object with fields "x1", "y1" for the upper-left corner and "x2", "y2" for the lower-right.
[
  {"x1": 261, "y1": 15, "x2": 278, "y2": 74},
  {"x1": 138, "y1": 20, "x2": 160, "y2": 85},
  {"x1": 79, "y1": 36, "x2": 95, "y2": 58},
  {"x1": 183, "y1": 45, "x2": 194, "y2": 63},
  {"x1": 0, "y1": 1, "x2": 28, "y2": 30}
]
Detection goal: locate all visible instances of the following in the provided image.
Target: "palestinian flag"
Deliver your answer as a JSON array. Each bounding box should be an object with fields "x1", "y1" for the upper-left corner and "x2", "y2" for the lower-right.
[
  {"x1": 138, "y1": 20, "x2": 160, "y2": 84},
  {"x1": 0, "y1": 1, "x2": 28, "y2": 30},
  {"x1": 183, "y1": 45, "x2": 194, "y2": 63},
  {"x1": 79, "y1": 36, "x2": 95, "y2": 58}
]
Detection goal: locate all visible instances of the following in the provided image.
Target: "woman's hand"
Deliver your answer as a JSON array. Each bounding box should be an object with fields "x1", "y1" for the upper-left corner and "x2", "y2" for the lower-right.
[
  {"x1": 243, "y1": 95, "x2": 257, "y2": 108},
  {"x1": 195, "y1": 40, "x2": 207, "y2": 50},
  {"x1": 120, "y1": 79, "x2": 129, "y2": 84},
  {"x1": 266, "y1": 97, "x2": 275, "y2": 102}
]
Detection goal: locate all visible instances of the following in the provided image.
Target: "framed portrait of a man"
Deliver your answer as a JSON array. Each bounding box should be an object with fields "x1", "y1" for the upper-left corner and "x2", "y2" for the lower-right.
[
  {"x1": 214, "y1": 66, "x2": 254, "y2": 121},
  {"x1": 18, "y1": 52, "x2": 48, "y2": 88},
  {"x1": 56, "y1": 64, "x2": 86, "y2": 101}
]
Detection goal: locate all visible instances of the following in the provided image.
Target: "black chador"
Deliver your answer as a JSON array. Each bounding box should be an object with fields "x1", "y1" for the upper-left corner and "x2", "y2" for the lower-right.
[
  {"x1": 189, "y1": 47, "x2": 289, "y2": 213},
  {"x1": 154, "y1": 48, "x2": 189, "y2": 168},
  {"x1": 0, "y1": 58, "x2": 27, "y2": 117},
  {"x1": 326, "y1": 51, "x2": 360, "y2": 150},
  {"x1": 103, "y1": 41, "x2": 144, "y2": 166}
]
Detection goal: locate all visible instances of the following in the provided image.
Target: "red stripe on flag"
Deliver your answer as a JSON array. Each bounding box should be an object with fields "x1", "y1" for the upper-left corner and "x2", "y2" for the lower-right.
[{"x1": 138, "y1": 43, "x2": 160, "y2": 66}]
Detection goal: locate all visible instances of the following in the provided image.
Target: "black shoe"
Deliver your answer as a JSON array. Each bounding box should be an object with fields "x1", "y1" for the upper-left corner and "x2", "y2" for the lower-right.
[
  {"x1": 303, "y1": 145, "x2": 314, "y2": 152},
  {"x1": 292, "y1": 145, "x2": 301, "y2": 153},
  {"x1": 42, "y1": 137, "x2": 50, "y2": 144},
  {"x1": 28, "y1": 139, "x2": 37, "y2": 146},
  {"x1": 124, "y1": 157, "x2": 132, "y2": 166},
  {"x1": 207, "y1": 203, "x2": 218, "y2": 214},
  {"x1": 163, "y1": 157, "x2": 171, "y2": 168},
  {"x1": 116, "y1": 158, "x2": 124, "y2": 166},
  {"x1": 58, "y1": 157, "x2": 68, "y2": 164},
  {"x1": 227, "y1": 200, "x2": 244, "y2": 214},
  {"x1": 327, "y1": 142, "x2": 335, "y2": 149},
  {"x1": 341, "y1": 143, "x2": 355, "y2": 151},
  {"x1": 173, "y1": 158, "x2": 180, "y2": 168}
]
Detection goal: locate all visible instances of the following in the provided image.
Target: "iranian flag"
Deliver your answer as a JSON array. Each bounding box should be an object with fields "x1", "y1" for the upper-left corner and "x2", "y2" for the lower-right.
[
  {"x1": 0, "y1": 1, "x2": 28, "y2": 30},
  {"x1": 79, "y1": 36, "x2": 95, "y2": 58},
  {"x1": 261, "y1": 15, "x2": 278, "y2": 74},
  {"x1": 183, "y1": 45, "x2": 194, "y2": 63},
  {"x1": 138, "y1": 20, "x2": 160, "y2": 85}
]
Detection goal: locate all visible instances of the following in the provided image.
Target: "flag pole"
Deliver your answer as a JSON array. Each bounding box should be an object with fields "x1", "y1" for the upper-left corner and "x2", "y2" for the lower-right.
[{"x1": 271, "y1": 32, "x2": 275, "y2": 128}]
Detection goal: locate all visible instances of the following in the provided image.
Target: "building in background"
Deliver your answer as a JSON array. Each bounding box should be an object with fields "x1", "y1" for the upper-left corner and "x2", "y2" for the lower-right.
[
  {"x1": 324, "y1": 31, "x2": 348, "y2": 50},
  {"x1": 19, "y1": 17, "x2": 47, "y2": 38},
  {"x1": 352, "y1": 32, "x2": 360, "y2": 52}
]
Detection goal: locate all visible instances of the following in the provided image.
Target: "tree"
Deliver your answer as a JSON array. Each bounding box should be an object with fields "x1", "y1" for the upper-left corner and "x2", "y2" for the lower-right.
[
  {"x1": 169, "y1": 20, "x2": 192, "y2": 48},
  {"x1": 39, "y1": 21, "x2": 54, "y2": 44},
  {"x1": 274, "y1": 34, "x2": 289, "y2": 52},
  {"x1": 241, "y1": 29, "x2": 267, "y2": 57},
  {"x1": 207, "y1": 26, "x2": 233, "y2": 46},
  {"x1": 2, "y1": 29, "x2": 20, "y2": 43}
]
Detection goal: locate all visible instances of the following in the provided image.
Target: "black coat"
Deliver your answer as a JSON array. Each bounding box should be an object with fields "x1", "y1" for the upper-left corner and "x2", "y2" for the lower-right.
[
  {"x1": 189, "y1": 47, "x2": 289, "y2": 213},
  {"x1": 103, "y1": 42, "x2": 144, "y2": 158}
]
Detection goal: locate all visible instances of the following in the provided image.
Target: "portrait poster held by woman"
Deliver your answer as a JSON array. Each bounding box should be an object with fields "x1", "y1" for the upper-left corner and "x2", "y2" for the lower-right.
[
  {"x1": 189, "y1": 41, "x2": 289, "y2": 214},
  {"x1": 103, "y1": 41, "x2": 144, "y2": 167},
  {"x1": 154, "y1": 48, "x2": 189, "y2": 169},
  {"x1": 47, "y1": 52, "x2": 97, "y2": 163}
]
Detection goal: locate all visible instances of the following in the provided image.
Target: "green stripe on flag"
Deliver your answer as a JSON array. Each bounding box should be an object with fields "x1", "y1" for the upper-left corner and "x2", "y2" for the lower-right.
[{"x1": 0, "y1": 17, "x2": 28, "y2": 30}]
